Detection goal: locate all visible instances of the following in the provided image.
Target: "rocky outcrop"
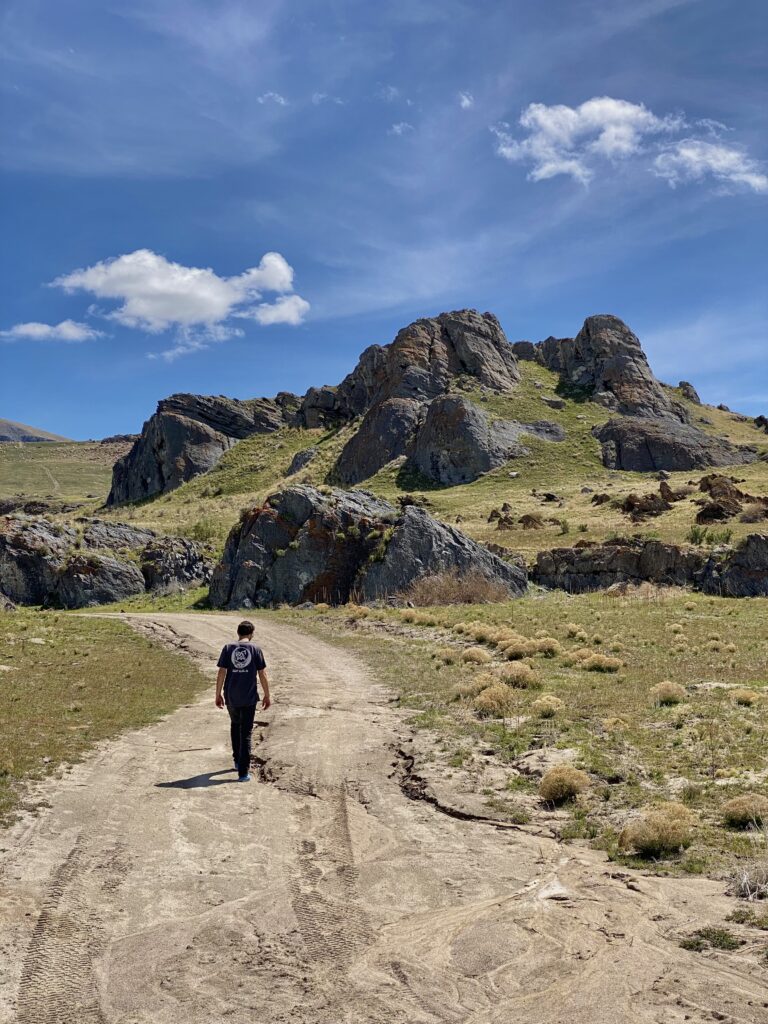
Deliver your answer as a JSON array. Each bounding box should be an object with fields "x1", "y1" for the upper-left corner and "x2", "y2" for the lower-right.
[
  {"x1": 0, "y1": 592, "x2": 15, "y2": 612},
  {"x1": 678, "y1": 381, "x2": 701, "y2": 404},
  {"x1": 410, "y1": 396, "x2": 564, "y2": 485},
  {"x1": 56, "y1": 554, "x2": 146, "y2": 608},
  {"x1": 286, "y1": 447, "x2": 318, "y2": 476},
  {"x1": 107, "y1": 393, "x2": 297, "y2": 505},
  {"x1": 335, "y1": 398, "x2": 422, "y2": 484},
  {"x1": 0, "y1": 515, "x2": 212, "y2": 607},
  {"x1": 209, "y1": 485, "x2": 526, "y2": 608},
  {"x1": 594, "y1": 417, "x2": 757, "y2": 472},
  {"x1": 533, "y1": 534, "x2": 768, "y2": 597}
]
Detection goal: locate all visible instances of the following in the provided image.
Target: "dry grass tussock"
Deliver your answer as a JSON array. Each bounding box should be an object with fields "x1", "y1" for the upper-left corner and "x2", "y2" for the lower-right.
[
  {"x1": 532, "y1": 695, "x2": 564, "y2": 718},
  {"x1": 434, "y1": 646, "x2": 460, "y2": 664},
  {"x1": 403, "y1": 569, "x2": 511, "y2": 607},
  {"x1": 731, "y1": 687, "x2": 760, "y2": 707},
  {"x1": 619, "y1": 802, "x2": 694, "y2": 858},
  {"x1": 650, "y1": 681, "x2": 686, "y2": 706},
  {"x1": 346, "y1": 604, "x2": 370, "y2": 620},
  {"x1": 729, "y1": 855, "x2": 768, "y2": 900},
  {"x1": 563, "y1": 648, "x2": 623, "y2": 672},
  {"x1": 451, "y1": 672, "x2": 496, "y2": 700},
  {"x1": 473, "y1": 683, "x2": 516, "y2": 718},
  {"x1": 462, "y1": 646, "x2": 492, "y2": 665},
  {"x1": 501, "y1": 637, "x2": 561, "y2": 660},
  {"x1": 539, "y1": 765, "x2": 590, "y2": 804},
  {"x1": 722, "y1": 794, "x2": 768, "y2": 829},
  {"x1": 498, "y1": 662, "x2": 540, "y2": 689}
]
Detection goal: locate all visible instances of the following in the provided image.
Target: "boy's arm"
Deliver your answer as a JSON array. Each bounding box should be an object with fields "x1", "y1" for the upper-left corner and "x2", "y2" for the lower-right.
[
  {"x1": 258, "y1": 669, "x2": 271, "y2": 710},
  {"x1": 215, "y1": 667, "x2": 227, "y2": 708}
]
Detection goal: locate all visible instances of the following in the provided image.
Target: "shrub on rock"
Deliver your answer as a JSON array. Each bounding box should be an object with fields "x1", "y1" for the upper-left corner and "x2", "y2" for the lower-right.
[{"x1": 539, "y1": 765, "x2": 590, "y2": 804}]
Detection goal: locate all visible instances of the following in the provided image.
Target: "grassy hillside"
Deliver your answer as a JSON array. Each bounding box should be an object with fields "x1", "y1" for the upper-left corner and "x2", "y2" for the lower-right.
[
  {"x1": 0, "y1": 418, "x2": 71, "y2": 443},
  {"x1": 0, "y1": 440, "x2": 131, "y2": 503},
  {"x1": 98, "y1": 361, "x2": 768, "y2": 558}
]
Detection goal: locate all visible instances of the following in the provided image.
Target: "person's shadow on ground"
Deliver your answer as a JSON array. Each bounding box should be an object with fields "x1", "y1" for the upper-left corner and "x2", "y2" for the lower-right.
[{"x1": 156, "y1": 769, "x2": 236, "y2": 789}]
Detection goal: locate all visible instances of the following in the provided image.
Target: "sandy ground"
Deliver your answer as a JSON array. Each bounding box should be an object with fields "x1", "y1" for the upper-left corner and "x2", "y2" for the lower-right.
[{"x1": 1, "y1": 612, "x2": 767, "y2": 1024}]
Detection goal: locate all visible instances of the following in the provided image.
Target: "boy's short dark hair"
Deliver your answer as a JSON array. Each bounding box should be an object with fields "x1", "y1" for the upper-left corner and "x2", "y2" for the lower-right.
[{"x1": 237, "y1": 620, "x2": 255, "y2": 638}]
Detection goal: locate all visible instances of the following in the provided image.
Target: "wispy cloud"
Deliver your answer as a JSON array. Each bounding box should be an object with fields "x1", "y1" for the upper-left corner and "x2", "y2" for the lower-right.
[
  {"x1": 311, "y1": 91, "x2": 344, "y2": 105},
  {"x1": 377, "y1": 84, "x2": 400, "y2": 102},
  {"x1": 458, "y1": 91, "x2": 474, "y2": 110},
  {"x1": 388, "y1": 121, "x2": 414, "y2": 136},
  {"x1": 494, "y1": 96, "x2": 767, "y2": 194},
  {"x1": 0, "y1": 320, "x2": 104, "y2": 342},
  {"x1": 256, "y1": 90, "x2": 288, "y2": 106}
]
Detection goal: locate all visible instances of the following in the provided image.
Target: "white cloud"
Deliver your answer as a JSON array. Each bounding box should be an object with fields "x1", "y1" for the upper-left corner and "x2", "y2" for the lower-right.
[
  {"x1": 311, "y1": 92, "x2": 344, "y2": 106},
  {"x1": 52, "y1": 249, "x2": 306, "y2": 332},
  {"x1": 0, "y1": 319, "x2": 103, "y2": 342},
  {"x1": 257, "y1": 91, "x2": 288, "y2": 106},
  {"x1": 249, "y1": 294, "x2": 311, "y2": 326},
  {"x1": 654, "y1": 140, "x2": 768, "y2": 193},
  {"x1": 388, "y1": 122, "x2": 414, "y2": 136},
  {"x1": 459, "y1": 92, "x2": 474, "y2": 110},
  {"x1": 493, "y1": 97, "x2": 681, "y2": 184},
  {"x1": 378, "y1": 84, "x2": 400, "y2": 102}
]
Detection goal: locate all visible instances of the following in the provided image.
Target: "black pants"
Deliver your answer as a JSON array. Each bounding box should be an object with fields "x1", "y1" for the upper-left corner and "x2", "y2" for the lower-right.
[{"x1": 227, "y1": 703, "x2": 256, "y2": 778}]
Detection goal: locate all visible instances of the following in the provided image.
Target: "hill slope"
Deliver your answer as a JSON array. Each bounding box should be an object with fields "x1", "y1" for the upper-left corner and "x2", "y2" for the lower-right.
[{"x1": 0, "y1": 418, "x2": 71, "y2": 443}]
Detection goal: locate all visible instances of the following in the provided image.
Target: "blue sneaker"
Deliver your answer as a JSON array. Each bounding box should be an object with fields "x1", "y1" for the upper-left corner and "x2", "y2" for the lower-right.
[{"x1": 238, "y1": 773, "x2": 252, "y2": 782}]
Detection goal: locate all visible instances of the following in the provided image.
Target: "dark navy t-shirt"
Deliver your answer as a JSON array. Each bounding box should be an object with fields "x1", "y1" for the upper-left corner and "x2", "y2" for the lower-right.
[{"x1": 217, "y1": 642, "x2": 267, "y2": 707}]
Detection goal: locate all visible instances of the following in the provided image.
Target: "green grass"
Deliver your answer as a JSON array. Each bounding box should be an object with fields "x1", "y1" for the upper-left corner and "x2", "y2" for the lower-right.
[
  {"x1": 0, "y1": 609, "x2": 211, "y2": 823},
  {"x1": 0, "y1": 440, "x2": 128, "y2": 502},
  {"x1": 273, "y1": 587, "x2": 768, "y2": 872}
]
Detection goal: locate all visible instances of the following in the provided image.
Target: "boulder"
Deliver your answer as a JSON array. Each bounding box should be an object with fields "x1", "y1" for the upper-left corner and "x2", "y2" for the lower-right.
[
  {"x1": 409, "y1": 396, "x2": 564, "y2": 486},
  {"x1": 0, "y1": 592, "x2": 16, "y2": 612},
  {"x1": 594, "y1": 417, "x2": 757, "y2": 472},
  {"x1": 80, "y1": 519, "x2": 157, "y2": 550},
  {"x1": 0, "y1": 517, "x2": 76, "y2": 604},
  {"x1": 755, "y1": 415, "x2": 768, "y2": 433},
  {"x1": 140, "y1": 538, "x2": 214, "y2": 593},
  {"x1": 286, "y1": 447, "x2": 318, "y2": 476},
  {"x1": 108, "y1": 393, "x2": 296, "y2": 505},
  {"x1": 620, "y1": 492, "x2": 671, "y2": 520},
  {"x1": 335, "y1": 398, "x2": 422, "y2": 484},
  {"x1": 678, "y1": 381, "x2": 702, "y2": 404},
  {"x1": 56, "y1": 554, "x2": 145, "y2": 609},
  {"x1": 209, "y1": 485, "x2": 526, "y2": 608}
]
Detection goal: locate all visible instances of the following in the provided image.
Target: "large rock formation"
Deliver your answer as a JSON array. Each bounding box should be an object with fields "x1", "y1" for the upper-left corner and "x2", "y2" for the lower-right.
[
  {"x1": 0, "y1": 515, "x2": 213, "y2": 607},
  {"x1": 594, "y1": 417, "x2": 756, "y2": 472},
  {"x1": 533, "y1": 534, "x2": 768, "y2": 597},
  {"x1": 107, "y1": 393, "x2": 298, "y2": 505},
  {"x1": 410, "y1": 396, "x2": 564, "y2": 486},
  {"x1": 209, "y1": 484, "x2": 527, "y2": 608}
]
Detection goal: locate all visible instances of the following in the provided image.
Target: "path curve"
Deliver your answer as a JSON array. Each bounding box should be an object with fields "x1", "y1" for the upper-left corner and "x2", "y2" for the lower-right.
[{"x1": 1, "y1": 612, "x2": 766, "y2": 1024}]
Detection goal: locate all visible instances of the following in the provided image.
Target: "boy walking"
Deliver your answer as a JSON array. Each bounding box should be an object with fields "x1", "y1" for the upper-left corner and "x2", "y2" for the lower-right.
[{"x1": 215, "y1": 620, "x2": 271, "y2": 782}]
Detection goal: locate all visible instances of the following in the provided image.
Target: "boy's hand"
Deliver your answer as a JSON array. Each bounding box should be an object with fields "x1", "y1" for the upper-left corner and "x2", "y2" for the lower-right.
[
  {"x1": 215, "y1": 694, "x2": 225, "y2": 709},
  {"x1": 261, "y1": 695, "x2": 272, "y2": 710}
]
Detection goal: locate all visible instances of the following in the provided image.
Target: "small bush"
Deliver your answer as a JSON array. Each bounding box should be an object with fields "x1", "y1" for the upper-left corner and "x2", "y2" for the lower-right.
[
  {"x1": 619, "y1": 802, "x2": 694, "y2": 858},
  {"x1": 533, "y1": 637, "x2": 562, "y2": 658},
  {"x1": 602, "y1": 716, "x2": 629, "y2": 732},
  {"x1": 498, "y1": 662, "x2": 539, "y2": 689},
  {"x1": 650, "y1": 681, "x2": 686, "y2": 706},
  {"x1": 451, "y1": 673, "x2": 495, "y2": 700},
  {"x1": 462, "y1": 647, "x2": 492, "y2": 665},
  {"x1": 580, "y1": 653, "x2": 623, "y2": 673},
  {"x1": 565, "y1": 623, "x2": 582, "y2": 638},
  {"x1": 532, "y1": 695, "x2": 564, "y2": 718},
  {"x1": 473, "y1": 683, "x2": 515, "y2": 718},
  {"x1": 412, "y1": 612, "x2": 438, "y2": 627},
  {"x1": 187, "y1": 516, "x2": 220, "y2": 542},
  {"x1": 314, "y1": 602, "x2": 330, "y2": 612},
  {"x1": 728, "y1": 860, "x2": 768, "y2": 900},
  {"x1": 722, "y1": 794, "x2": 768, "y2": 829},
  {"x1": 401, "y1": 609, "x2": 417, "y2": 623},
  {"x1": 732, "y1": 687, "x2": 760, "y2": 707},
  {"x1": 680, "y1": 927, "x2": 744, "y2": 952},
  {"x1": 435, "y1": 645, "x2": 459, "y2": 664},
  {"x1": 402, "y1": 569, "x2": 511, "y2": 606},
  {"x1": 347, "y1": 604, "x2": 370, "y2": 620},
  {"x1": 539, "y1": 765, "x2": 590, "y2": 804},
  {"x1": 502, "y1": 639, "x2": 537, "y2": 661},
  {"x1": 740, "y1": 503, "x2": 768, "y2": 524},
  {"x1": 668, "y1": 623, "x2": 684, "y2": 634},
  {"x1": 452, "y1": 621, "x2": 470, "y2": 634}
]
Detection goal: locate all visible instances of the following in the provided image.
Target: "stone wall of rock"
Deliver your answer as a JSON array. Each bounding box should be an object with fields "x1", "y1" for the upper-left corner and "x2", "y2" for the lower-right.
[
  {"x1": 209, "y1": 484, "x2": 527, "y2": 608},
  {"x1": 594, "y1": 417, "x2": 757, "y2": 472}
]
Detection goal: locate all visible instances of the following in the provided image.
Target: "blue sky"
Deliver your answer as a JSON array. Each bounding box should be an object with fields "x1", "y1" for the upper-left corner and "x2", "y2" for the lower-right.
[{"x1": 1, "y1": 0, "x2": 766, "y2": 439}]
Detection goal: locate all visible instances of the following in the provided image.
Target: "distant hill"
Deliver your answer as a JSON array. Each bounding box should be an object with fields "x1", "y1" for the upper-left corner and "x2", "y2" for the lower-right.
[{"x1": 0, "y1": 418, "x2": 72, "y2": 443}]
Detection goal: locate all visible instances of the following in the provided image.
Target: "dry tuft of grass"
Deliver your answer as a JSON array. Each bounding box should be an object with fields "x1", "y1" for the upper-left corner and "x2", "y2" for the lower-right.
[
  {"x1": 532, "y1": 695, "x2": 564, "y2": 718},
  {"x1": 451, "y1": 673, "x2": 495, "y2": 700},
  {"x1": 668, "y1": 623, "x2": 685, "y2": 634},
  {"x1": 539, "y1": 764, "x2": 590, "y2": 804},
  {"x1": 729, "y1": 858, "x2": 768, "y2": 900},
  {"x1": 650, "y1": 681, "x2": 687, "y2": 706},
  {"x1": 411, "y1": 611, "x2": 438, "y2": 627},
  {"x1": 462, "y1": 646, "x2": 492, "y2": 665},
  {"x1": 722, "y1": 794, "x2": 768, "y2": 829},
  {"x1": 619, "y1": 802, "x2": 695, "y2": 858},
  {"x1": 498, "y1": 662, "x2": 540, "y2": 689},
  {"x1": 473, "y1": 683, "x2": 516, "y2": 718},
  {"x1": 434, "y1": 646, "x2": 460, "y2": 664},
  {"x1": 602, "y1": 716, "x2": 629, "y2": 731},
  {"x1": 403, "y1": 569, "x2": 511, "y2": 607},
  {"x1": 575, "y1": 652, "x2": 623, "y2": 672},
  {"x1": 731, "y1": 687, "x2": 760, "y2": 707},
  {"x1": 347, "y1": 604, "x2": 370, "y2": 620},
  {"x1": 314, "y1": 602, "x2": 330, "y2": 612}
]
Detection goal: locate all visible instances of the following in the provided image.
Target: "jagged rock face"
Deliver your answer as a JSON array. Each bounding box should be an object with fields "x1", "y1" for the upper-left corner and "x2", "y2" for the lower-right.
[
  {"x1": 0, "y1": 592, "x2": 15, "y2": 612},
  {"x1": 209, "y1": 484, "x2": 526, "y2": 608},
  {"x1": 286, "y1": 447, "x2": 319, "y2": 476},
  {"x1": 107, "y1": 393, "x2": 296, "y2": 505},
  {"x1": 533, "y1": 534, "x2": 768, "y2": 597},
  {"x1": 335, "y1": 398, "x2": 423, "y2": 484},
  {"x1": 410, "y1": 396, "x2": 564, "y2": 486},
  {"x1": 57, "y1": 554, "x2": 146, "y2": 608},
  {"x1": 594, "y1": 417, "x2": 757, "y2": 472},
  {"x1": 0, "y1": 517, "x2": 76, "y2": 604},
  {"x1": 0, "y1": 515, "x2": 212, "y2": 607},
  {"x1": 679, "y1": 381, "x2": 701, "y2": 404},
  {"x1": 301, "y1": 309, "x2": 520, "y2": 425}
]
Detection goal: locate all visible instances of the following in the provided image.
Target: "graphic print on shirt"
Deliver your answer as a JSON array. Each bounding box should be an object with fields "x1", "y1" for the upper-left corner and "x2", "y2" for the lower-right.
[{"x1": 231, "y1": 646, "x2": 253, "y2": 670}]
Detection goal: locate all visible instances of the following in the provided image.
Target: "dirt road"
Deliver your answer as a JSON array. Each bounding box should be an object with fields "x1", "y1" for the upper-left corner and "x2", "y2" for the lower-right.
[{"x1": 1, "y1": 612, "x2": 766, "y2": 1023}]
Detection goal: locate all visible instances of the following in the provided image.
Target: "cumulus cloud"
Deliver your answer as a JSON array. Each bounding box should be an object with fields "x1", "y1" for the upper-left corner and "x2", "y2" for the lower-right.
[
  {"x1": 493, "y1": 97, "x2": 681, "y2": 184},
  {"x1": 388, "y1": 122, "x2": 414, "y2": 136},
  {"x1": 493, "y1": 96, "x2": 767, "y2": 194},
  {"x1": 654, "y1": 140, "x2": 768, "y2": 192},
  {"x1": 257, "y1": 91, "x2": 288, "y2": 106},
  {"x1": 459, "y1": 92, "x2": 474, "y2": 110},
  {"x1": 0, "y1": 319, "x2": 103, "y2": 342}
]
